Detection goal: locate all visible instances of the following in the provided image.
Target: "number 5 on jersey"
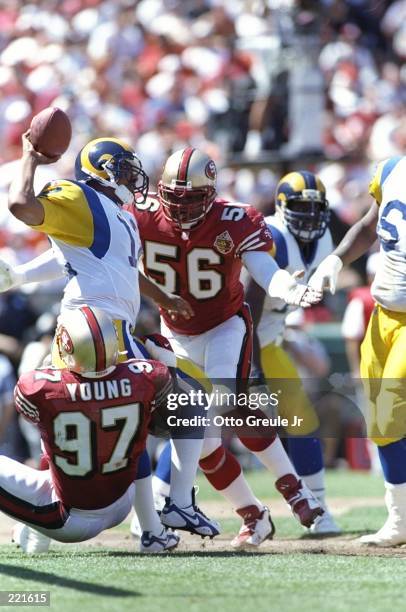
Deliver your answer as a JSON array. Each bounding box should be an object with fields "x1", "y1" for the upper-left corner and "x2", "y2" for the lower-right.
[{"x1": 144, "y1": 241, "x2": 223, "y2": 300}]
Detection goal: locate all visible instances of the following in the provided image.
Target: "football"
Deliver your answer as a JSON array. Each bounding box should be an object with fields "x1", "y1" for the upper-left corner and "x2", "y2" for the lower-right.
[{"x1": 29, "y1": 107, "x2": 72, "y2": 157}]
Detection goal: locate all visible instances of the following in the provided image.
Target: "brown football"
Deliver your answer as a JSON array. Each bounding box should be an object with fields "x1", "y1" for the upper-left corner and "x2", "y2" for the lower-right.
[{"x1": 29, "y1": 107, "x2": 72, "y2": 157}]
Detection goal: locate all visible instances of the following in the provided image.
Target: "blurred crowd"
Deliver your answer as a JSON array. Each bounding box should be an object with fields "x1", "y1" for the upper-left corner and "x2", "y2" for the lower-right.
[{"x1": 0, "y1": 0, "x2": 404, "y2": 466}]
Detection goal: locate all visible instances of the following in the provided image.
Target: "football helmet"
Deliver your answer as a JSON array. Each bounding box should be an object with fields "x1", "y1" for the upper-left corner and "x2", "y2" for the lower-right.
[
  {"x1": 158, "y1": 147, "x2": 217, "y2": 229},
  {"x1": 55, "y1": 306, "x2": 119, "y2": 375},
  {"x1": 75, "y1": 137, "x2": 149, "y2": 206},
  {"x1": 275, "y1": 171, "x2": 330, "y2": 242}
]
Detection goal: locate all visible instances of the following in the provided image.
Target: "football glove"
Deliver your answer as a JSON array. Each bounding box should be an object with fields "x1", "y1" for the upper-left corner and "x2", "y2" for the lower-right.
[
  {"x1": 268, "y1": 269, "x2": 322, "y2": 308},
  {"x1": 308, "y1": 254, "x2": 343, "y2": 294},
  {"x1": 0, "y1": 260, "x2": 20, "y2": 292}
]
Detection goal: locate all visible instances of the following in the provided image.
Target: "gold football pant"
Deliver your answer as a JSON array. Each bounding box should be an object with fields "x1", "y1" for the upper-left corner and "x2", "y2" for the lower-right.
[
  {"x1": 360, "y1": 305, "x2": 406, "y2": 446},
  {"x1": 260, "y1": 342, "x2": 319, "y2": 435}
]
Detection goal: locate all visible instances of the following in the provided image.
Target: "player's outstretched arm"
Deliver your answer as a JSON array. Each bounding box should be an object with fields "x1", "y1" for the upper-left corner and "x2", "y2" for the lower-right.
[
  {"x1": 242, "y1": 251, "x2": 322, "y2": 308},
  {"x1": 139, "y1": 271, "x2": 194, "y2": 320},
  {"x1": 308, "y1": 202, "x2": 379, "y2": 294},
  {"x1": 8, "y1": 131, "x2": 59, "y2": 226},
  {"x1": 0, "y1": 249, "x2": 65, "y2": 292}
]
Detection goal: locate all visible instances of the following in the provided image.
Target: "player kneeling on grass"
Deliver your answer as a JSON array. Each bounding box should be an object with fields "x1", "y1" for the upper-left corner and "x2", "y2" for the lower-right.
[{"x1": 3, "y1": 306, "x2": 214, "y2": 554}]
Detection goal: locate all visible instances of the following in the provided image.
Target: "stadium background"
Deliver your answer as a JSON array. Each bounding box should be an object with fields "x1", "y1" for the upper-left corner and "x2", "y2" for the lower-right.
[{"x1": 0, "y1": 0, "x2": 404, "y2": 501}]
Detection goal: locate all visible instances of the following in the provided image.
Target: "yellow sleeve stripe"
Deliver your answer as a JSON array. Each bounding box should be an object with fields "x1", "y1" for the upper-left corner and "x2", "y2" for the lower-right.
[
  {"x1": 34, "y1": 180, "x2": 94, "y2": 246},
  {"x1": 369, "y1": 156, "x2": 403, "y2": 206},
  {"x1": 33, "y1": 180, "x2": 111, "y2": 258},
  {"x1": 369, "y1": 161, "x2": 384, "y2": 205}
]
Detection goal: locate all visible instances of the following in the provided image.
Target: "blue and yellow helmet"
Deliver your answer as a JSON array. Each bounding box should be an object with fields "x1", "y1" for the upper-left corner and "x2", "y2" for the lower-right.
[
  {"x1": 75, "y1": 137, "x2": 149, "y2": 205},
  {"x1": 275, "y1": 170, "x2": 329, "y2": 242}
]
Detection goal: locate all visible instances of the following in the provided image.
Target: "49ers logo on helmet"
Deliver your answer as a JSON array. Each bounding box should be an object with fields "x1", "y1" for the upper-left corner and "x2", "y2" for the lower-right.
[
  {"x1": 205, "y1": 160, "x2": 216, "y2": 181},
  {"x1": 59, "y1": 326, "x2": 74, "y2": 354}
]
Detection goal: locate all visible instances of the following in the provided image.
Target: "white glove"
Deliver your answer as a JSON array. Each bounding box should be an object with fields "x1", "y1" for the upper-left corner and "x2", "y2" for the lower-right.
[
  {"x1": 308, "y1": 254, "x2": 343, "y2": 294},
  {"x1": 268, "y1": 269, "x2": 322, "y2": 308},
  {"x1": 0, "y1": 260, "x2": 24, "y2": 292}
]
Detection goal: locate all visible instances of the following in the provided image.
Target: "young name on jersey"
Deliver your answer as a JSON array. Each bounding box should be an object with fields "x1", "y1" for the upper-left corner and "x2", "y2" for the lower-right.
[{"x1": 15, "y1": 360, "x2": 172, "y2": 510}]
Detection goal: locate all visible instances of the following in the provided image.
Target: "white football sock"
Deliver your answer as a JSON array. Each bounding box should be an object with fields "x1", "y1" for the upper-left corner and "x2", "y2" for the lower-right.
[
  {"x1": 220, "y1": 472, "x2": 263, "y2": 512},
  {"x1": 169, "y1": 438, "x2": 203, "y2": 508},
  {"x1": 254, "y1": 437, "x2": 299, "y2": 479},
  {"x1": 302, "y1": 468, "x2": 326, "y2": 505},
  {"x1": 134, "y1": 476, "x2": 163, "y2": 535}
]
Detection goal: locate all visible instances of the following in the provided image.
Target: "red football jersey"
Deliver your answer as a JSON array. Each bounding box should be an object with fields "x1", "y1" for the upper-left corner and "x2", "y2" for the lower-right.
[
  {"x1": 15, "y1": 359, "x2": 172, "y2": 510},
  {"x1": 130, "y1": 196, "x2": 273, "y2": 334}
]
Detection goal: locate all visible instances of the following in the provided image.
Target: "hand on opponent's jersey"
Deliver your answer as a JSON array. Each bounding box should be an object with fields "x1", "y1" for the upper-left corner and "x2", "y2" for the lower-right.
[{"x1": 307, "y1": 255, "x2": 343, "y2": 294}]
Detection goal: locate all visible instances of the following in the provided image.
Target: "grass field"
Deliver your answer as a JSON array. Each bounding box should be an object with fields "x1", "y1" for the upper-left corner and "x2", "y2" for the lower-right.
[{"x1": 1, "y1": 469, "x2": 405, "y2": 612}]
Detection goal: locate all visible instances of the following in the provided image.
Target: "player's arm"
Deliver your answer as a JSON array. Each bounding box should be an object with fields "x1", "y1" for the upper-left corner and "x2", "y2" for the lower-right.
[
  {"x1": 139, "y1": 269, "x2": 194, "y2": 320},
  {"x1": 13, "y1": 373, "x2": 41, "y2": 424},
  {"x1": 242, "y1": 250, "x2": 322, "y2": 308},
  {"x1": 245, "y1": 277, "x2": 266, "y2": 376},
  {"x1": 142, "y1": 360, "x2": 176, "y2": 436},
  {"x1": 0, "y1": 249, "x2": 65, "y2": 293},
  {"x1": 309, "y1": 201, "x2": 379, "y2": 294},
  {"x1": 8, "y1": 131, "x2": 60, "y2": 225},
  {"x1": 239, "y1": 206, "x2": 321, "y2": 307}
]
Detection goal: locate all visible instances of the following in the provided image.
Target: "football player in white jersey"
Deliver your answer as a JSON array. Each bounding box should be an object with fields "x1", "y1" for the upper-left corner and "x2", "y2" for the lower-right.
[
  {"x1": 5, "y1": 132, "x2": 218, "y2": 552},
  {"x1": 309, "y1": 155, "x2": 406, "y2": 546},
  {"x1": 245, "y1": 171, "x2": 340, "y2": 535}
]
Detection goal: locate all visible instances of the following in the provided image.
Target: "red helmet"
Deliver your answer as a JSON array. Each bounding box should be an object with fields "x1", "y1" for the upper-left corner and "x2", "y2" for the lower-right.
[{"x1": 158, "y1": 147, "x2": 217, "y2": 229}]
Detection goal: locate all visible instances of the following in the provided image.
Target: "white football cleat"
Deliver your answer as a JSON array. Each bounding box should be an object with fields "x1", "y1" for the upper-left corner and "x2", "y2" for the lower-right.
[
  {"x1": 161, "y1": 491, "x2": 220, "y2": 538},
  {"x1": 359, "y1": 482, "x2": 406, "y2": 547},
  {"x1": 139, "y1": 528, "x2": 179, "y2": 553},
  {"x1": 12, "y1": 523, "x2": 50, "y2": 554},
  {"x1": 309, "y1": 510, "x2": 341, "y2": 535},
  {"x1": 231, "y1": 505, "x2": 275, "y2": 549}
]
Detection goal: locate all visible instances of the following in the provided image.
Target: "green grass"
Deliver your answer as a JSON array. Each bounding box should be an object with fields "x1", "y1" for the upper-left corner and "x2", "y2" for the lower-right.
[
  {"x1": 0, "y1": 469, "x2": 397, "y2": 612},
  {"x1": 1, "y1": 545, "x2": 404, "y2": 612}
]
